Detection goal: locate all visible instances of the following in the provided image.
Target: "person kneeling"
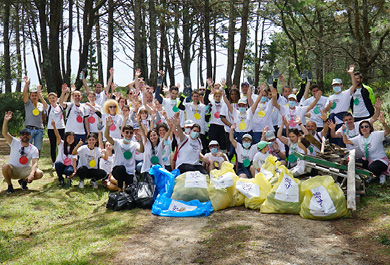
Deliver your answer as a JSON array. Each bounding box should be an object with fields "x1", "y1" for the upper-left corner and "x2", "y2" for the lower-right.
[{"x1": 2, "y1": 111, "x2": 43, "y2": 194}]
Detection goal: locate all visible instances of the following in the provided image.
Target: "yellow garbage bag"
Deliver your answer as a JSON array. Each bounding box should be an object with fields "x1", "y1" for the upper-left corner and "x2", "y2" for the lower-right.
[
  {"x1": 235, "y1": 172, "x2": 272, "y2": 210},
  {"x1": 300, "y1": 175, "x2": 348, "y2": 220},
  {"x1": 171, "y1": 171, "x2": 210, "y2": 202},
  {"x1": 208, "y1": 162, "x2": 239, "y2": 210},
  {"x1": 260, "y1": 166, "x2": 303, "y2": 214},
  {"x1": 261, "y1": 155, "x2": 280, "y2": 179}
]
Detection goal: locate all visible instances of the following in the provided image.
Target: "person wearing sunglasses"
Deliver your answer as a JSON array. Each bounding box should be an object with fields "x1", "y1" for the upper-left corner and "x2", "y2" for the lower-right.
[
  {"x1": 2, "y1": 111, "x2": 43, "y2": 194},
  {"x1": 342, "y1": 113, "x2": 390, "y2": 184},
  {"x1": 105, "y1": 116, "x2": 145, "y2": 192},
  {"x1": 102, "y1": 99, "x2": 123, "y2": 141}
]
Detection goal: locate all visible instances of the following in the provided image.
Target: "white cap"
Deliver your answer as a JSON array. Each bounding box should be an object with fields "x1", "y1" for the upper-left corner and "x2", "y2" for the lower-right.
[
  {"x1": 208, "y1": 140, "x2": 219, "y2": 147},
  {"x1": 184, "y1": 120, "x2": 194, "y2": 127},
  {"x1": 332, "y1": 78, "x2": 343, "y2": 85},
  {"x1": 288, "y1": 94, "x2": 297, "y2": 101},
  {"x1": 238, "y1": 99, "x2": 247, "y2": 105},
  {"x1": 242, "y1": 133, "x2": 252, "y2": 141}
]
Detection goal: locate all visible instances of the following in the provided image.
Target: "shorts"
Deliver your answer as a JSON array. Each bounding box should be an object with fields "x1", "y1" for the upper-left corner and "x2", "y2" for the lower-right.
[
  {"x1": 10, "y1": 166, "x2": 32, "y2": 179},
  {"x1": 28, "y1": 127, "x2": 44, "y2": 150}
]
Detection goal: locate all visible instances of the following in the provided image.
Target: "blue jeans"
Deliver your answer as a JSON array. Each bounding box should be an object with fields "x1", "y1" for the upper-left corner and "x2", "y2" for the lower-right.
[
  {"x1": 74, "y1": 134, "x2": 87, "y2": 145},
  {"x1": 28, "y1": 128, "x2": 44, "y2": 150},
  {"x1": 251, "y1": 132, "x2": 263, "y2": 144},
  {"x1": 55, "y1": 162, "x2": 74, "y2": 182}
]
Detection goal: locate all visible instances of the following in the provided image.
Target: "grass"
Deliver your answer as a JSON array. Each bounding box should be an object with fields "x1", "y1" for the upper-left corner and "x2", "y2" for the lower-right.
[{"x1": 0, "y1": 141, "x2": 150, "y2": 264}]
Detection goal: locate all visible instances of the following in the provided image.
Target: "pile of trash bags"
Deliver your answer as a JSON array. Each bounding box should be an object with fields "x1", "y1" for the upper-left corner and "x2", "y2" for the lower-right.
[{"x1": 108, "y1": 155, "x2": 349, "y2": 220}]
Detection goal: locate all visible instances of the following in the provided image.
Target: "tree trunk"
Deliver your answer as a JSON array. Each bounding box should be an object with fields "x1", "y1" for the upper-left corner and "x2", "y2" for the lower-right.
[
  {"x1": 4, "y1": 1, "x2": 12, "y2": 93},
  {"x1": 213, "y1": 18, "x2": 217, "y2": 82},
  {"x1": 133, "y1": 0, "x2": 142, "y2": 73},
  {"x1": 96, "y1": 18, "x2": 104, "y2": 85},
  {"x1": 148, "y1": 0, "x2": 157, "y2": 88},
  {"x1": 226, "y1": 0, "x2": 235, "y2": 88},
  {"x1": 198, "y1": 24, "x2": 204, "y2": 88},
  {"x1": 204, "y1": 0, "x2": 212, "y2": 79},
  {"x1": 106, "y1": 0, "x2": 114, "y2": 84},
  {"x1": 14, "y1": 3, "x2": 22, "y2": 92},
  {"x1": 64, "y1": 0, "x2": 73, "y2": 85},
  {"x1": 232, "y1": 0, "x2": 249, "y2": 86}
]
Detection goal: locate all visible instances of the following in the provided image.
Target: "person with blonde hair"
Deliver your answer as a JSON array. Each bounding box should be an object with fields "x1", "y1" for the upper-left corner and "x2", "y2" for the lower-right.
[{"x1": 102, "y1": 99, "x2": 123, "y2": 141}]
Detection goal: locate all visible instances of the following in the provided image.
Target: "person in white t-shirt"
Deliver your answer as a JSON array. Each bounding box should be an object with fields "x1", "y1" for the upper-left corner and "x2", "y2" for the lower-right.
[
  {"x1": 343, "y1": 114, "x2": 390, "y2": 184},
  {"x1": 251, "y1": 141, "x2": 273, "y2": 177},
  {"x1": 300, "y1": 83, "x2": 328, "y2": 131},
  {"x1": 229, "y1": 124, "x2": 258, "y2": 178},
  {"x1": 2, "y1": 111, "x2": 43, "y2": 194},
  {"x1": 203, "y1": 140, "x2": 228, "y2": 173},
  {"x1": 81, "y1": 67, "x2": 113, "y2": 107},
  {"x1": 156, "y1": 122, "x2": 173, "y2": 171},
  {"x1": 51, "y1": 120, "x2": 76, "y2": 187},
  {"x1": 105, "y1": 117, "x2": 144, "y2": 192},
  {"x1": 102, "y1": 99, "x2": 123, "y2": 141},
  {"x1": 71, "y1": 133, "x2": 107, "y2": 189},
  {"x1": 261, "y1": 129, "x2": 286, "y2": 166},
  {"x1": 100, "y1": 142, "x2": 119, "y2": 191},
  {"x1": 173, "y1": 115, "x2": 208, "y2": 174}
]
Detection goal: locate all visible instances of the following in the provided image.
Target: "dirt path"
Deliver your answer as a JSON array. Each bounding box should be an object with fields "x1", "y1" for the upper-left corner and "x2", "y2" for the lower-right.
[{"x1": 113, "y1": 207, "x2": 378, "y2": 265}]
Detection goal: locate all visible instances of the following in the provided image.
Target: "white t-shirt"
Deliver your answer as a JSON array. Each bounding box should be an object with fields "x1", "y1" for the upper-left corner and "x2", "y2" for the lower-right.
[
  {"x1": 251, "y1": 100, "x2": 274, "y2": 132},
  {"x1": 268, "y1": 138, "x2": 286, "y2": 158},
  {"x1": 280, "y1": 105, "x2": 309, "y2": 129},
  {"x1": 162, "y1": 98, "x2": 185, "y2": 127},
  {"x1": 220, "y1": 104, "x2": 235, "y2": 133},
  {"x1": 113, "y1": 138, "x2": 139, "y2": 174},
  {"x1": 184, "y1": 102, "x2": 206, "y2": 133},
  {"x1": 175, "y1": 135, "x2": 202, "y2": 169},
  {"x1": 350, "y1": 131, "x2": 388, "y2": 165},
  {"x1": 102, "y1": 113, "x2": 123, "y2": 140},
  {"x1": 301, "y1": 95, "x2": 328, "y2": 128},
  {"x1": 46, "y1": 104, "x2": 65, "y2": 129},
  {"x1": 326, "y1": 87, "x2": 352, "y2": 124},
  {"x1": 100, "y1": 154, "x2": 115, "y2": 175},
  {"x1": 55, "y1": 140, "x2": 75, "y2": 164},
  {"x1": 231, "y1": 108, "x2": 253, "y2": 133},
  {"x1": 336, "y1": 122, "x2": 364, "y2": 158},
  {"x1": 235, "y1": 143, "x2": 257, "y2": 164},
  {"x1": 204, "y1": 152, "x2": 228, "y2": 165},
  {"x1": 209, "y1": 100, "x2": 225, "y2": 126},
  {"x1": 352, "y1": 87, "x2": 370, "y2": 118},
  {"x1": 8, "y1": 138, "x2": 39, "y2": 167},
  {"x1": 85, "y1": 104, "x2": 102, "y2": 133},
  {"x1": 95, "y1": 91, "x2": 107, "y2": 107},
  {"x1": 76, "y1": 145, "x2": 102, "y2": 169},
  {"x1": 140, "y1": 140, "x2": 164, "y2": 173},
  {"x1": 253, "y1": 152, "x2": 269, "y2": 169},
  {"x1": 64, "y1": 102, "x2": 86, "y2": 134},
  {"x1": 272, "y1": 96, "x2": 287, "y2": 127}
]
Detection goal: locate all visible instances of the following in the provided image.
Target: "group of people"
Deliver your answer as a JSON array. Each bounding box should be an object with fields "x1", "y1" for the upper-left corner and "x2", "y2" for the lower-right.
[{"x1": 2, "y1": 64, "x2": 389, "y2": 194}]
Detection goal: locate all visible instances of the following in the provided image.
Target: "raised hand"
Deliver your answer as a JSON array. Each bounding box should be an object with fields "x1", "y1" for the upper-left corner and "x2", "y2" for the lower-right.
[
  {"x1": 135, "y1": 69, "x2": 141, "y2": 77},
  {"x1": 76, "y1": 139, "x2": 83, "y2": 146},
  {"x1": 230, "y1": 123, "x2": 237, "y2": 130},
  {"x1": 220, "y1": 78, "x2": 226, "y2": 87},
  {"x1": 327, "y1": 120, "x2": 336, "y2": 130},
  {"x1": 295, "y1": 115, "x2": 301, "y2": 124},
  {"x1": 51, "y1": 119, "x2": 56, "y2": 127},
  {"x1": 379, "y1": 113, "x2": 386, "y2": 124},
  {"x1": 23, "y1": 76, "x2": 30, "y2": 86},
  {"x1": 279, "y1": 75, "x2": 285, "y2": 83},
  {"x1": 347, "y1": 64, "x2": 355, "y2": 74},
  {"x1": 71, "y1": 85, "x2": 76, "y2": 92},
  {"x1": 320, "y1": 110, "x2": 328, "y2": 121},
  {"x1": 109, "y1": 67, "x2": 114, "y2": 76},
  {"x1": 282, "y1": 115, "x2": 288, "y2": 125},
  {"x1": 106, "y1": 116, "x2": 114, "y2": 127},
  {"x1": 262, "y1": 126, "x2": 269, "y2": 134},
  {"x1": 4, "y1": 111, "x2": 13, "y2": 121},
  {"x1": 375, "y1": 98, "x2": 382, "y2": 109}
]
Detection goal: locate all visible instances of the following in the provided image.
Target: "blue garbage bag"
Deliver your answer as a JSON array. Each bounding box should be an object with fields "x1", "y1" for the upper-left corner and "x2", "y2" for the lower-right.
[
  {"x1": 149, "y1": 165, "x2": 180, "y2": 197},
  {"x1": 152, "y1": 194, "x2": 213, "y2": 217}
]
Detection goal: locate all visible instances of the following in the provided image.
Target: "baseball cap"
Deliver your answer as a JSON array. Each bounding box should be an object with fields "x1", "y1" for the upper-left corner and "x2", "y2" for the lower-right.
[
  {"x1": 242, "y1": 133, "x2": 252, "y2": 141},
  {"x1": 264, "y1": 131, "x2": 276, "y2": 140},
  {"x1": 288, "y1": 94, "x2": 297, "y2": 101},
  {"x1": 238, "y1": 99, "x2": 247, "y2": 105},
  {"x1": 133, "y1": 123, "x2": 140, "y2": 130},
  {"x1": 20, "y1": 128, "x2": 31, "y2": 135},
  {"x1": 184, "y1": 120, "x2": 194, "y2": 127},
  {"x1": 332, "y1": 78, "x2": 343, "y2": 85},
  {"x1": 208, "y1": 140, "x2": 219, "y2": 147},
  {"x1": 257, "y1": 141, "x2": 272, "y2": 150},
  {"x1": 241, "y1": 81, "x2": 249, "y2": 87}
]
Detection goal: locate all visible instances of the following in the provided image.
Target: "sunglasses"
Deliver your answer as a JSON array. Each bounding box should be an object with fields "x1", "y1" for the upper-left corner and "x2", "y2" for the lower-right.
[
  {"x1": 109, "y1": 106, "x2": 117, "y2": 109},
  {"x1": 360, "y1": 125, "x2": 370, "y2": 129},
  {"x1": 124, "y1": 131, "x2": 134, "y2": 135},
  {"x1": 20, "y1": 147, "x2": 25, "y2": 155}
]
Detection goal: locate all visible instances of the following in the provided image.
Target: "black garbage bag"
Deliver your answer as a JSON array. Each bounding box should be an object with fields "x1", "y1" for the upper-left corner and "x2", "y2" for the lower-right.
[
  {"x1": 106, "y1": 192, "x2": 136, "y2": 211},
  {"x1": 135, "y1": 173, "x2": 156, "y2": 209}
]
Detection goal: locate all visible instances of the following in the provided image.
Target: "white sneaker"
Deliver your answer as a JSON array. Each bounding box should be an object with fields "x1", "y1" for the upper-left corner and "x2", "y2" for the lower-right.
[
  {"x1": 91, "y1": 180, "x2": 98, "y2": 189},
  {"x1": 379, "y1": 174, "x2": 386, "y2": 185},
  {"x1": 79, "y1": 180, "x2": 85, "y2": 188}
]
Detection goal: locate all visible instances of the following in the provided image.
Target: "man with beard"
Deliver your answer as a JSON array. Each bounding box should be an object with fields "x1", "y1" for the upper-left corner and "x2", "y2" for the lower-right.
[
  {"x1": 2, "y1": 111, "x2": 43, "y2": 194},
  {"x1": 350, "y1": 71, "x2": 375, "y2": 122}
]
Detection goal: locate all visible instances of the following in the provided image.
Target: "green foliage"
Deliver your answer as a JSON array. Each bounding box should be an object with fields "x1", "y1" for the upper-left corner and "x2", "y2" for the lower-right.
[
  {"x1": 380, "y1": 234, "x2": 390, "y2": 246},
  {"x1": 0, "y1": 92, "x2": 25, "y2": 135}
]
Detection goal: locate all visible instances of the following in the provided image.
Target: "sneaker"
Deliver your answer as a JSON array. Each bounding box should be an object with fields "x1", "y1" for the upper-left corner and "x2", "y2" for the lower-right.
[
  {"x1": 7, "y1": 185, "x2": 14, "y2": 194},
  {"x1": 79, "y1": 180, "x2": 85, "y2": 189},
  {"x1": 52, "y1": 163, "x2": 55, "y2": 170},
  {"x1": 59, "y1": 180, "x2": 65, "y2": 187},
  {"x1": 91, "y1": 180, "x2": 98, "y2": 189},
  {"x1": 379, "y1": 174, "x2": 386, "y2": 185},
  {"x1": 18, "y1": 179, "x2": 28, "y2": 190}
]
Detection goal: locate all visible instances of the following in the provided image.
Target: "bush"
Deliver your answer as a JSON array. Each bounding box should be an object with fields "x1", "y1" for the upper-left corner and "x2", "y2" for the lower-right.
[{"x1": 0, "y1": 92, "x2": 26, "y2": 136}]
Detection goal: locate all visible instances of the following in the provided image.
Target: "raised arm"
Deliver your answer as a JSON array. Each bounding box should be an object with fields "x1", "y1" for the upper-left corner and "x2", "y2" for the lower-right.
[
  {"x1": 379, "y1": 113, "x2": 390, "y2": 137},
  {"x1": 222, "y1": 88, "x2": 233, "y2": 114},
  {"x1": 51, "y1": 120, "x2": 62, "y2": 146},
  {"x1": 327, "y1": 120, "x2": 341, "y2": 138},
  {"x1": 2, "y1": 111, "x2": 14, "y2": 144},
  {"x1": 246, "y1": 86, "x2": 254, "y2": 107},
  {"x1": 302, "y1": 80, "x2": 311, "y2": 101},
  {"x1": 347, "y1": 64, "x2": 357, "y2": 94},
  {"x1": 22, "y1": 76, "x2": 30, "y2": 104},
  {"x1": 229, "y1": 123, "x2": 238, "y2": 148},
  {"x1": 104, "y1": 116, "x2": 115, "y2": 145},
  {"x1": 72, "y1": 139, "x2": 84, "y2": 155},
  {"x1": 173, "y1": 113, "x2": 185, "y2": 142},
  {"x1": 295, "y1": 116, "x2": 309, "y2": 135},
  {"x1": 105, "y1": 68, "x2": 114, "y2": 94},
  {"x1": 306, "y1": 90, "x2": 321, "y2": 112},
  {"x1": 277, "y1": 117, "x2": 289, "y2": 145},
  {"x1": 271, "y1": 86, "x2": 281, "y2": 111},
  {"x1": 370, "y1": 98, "x2": 382, "y2": 124},
  {"x1": 59, "y1": 84, "x2": 70, "y2": 109},
  {"x1": 37, "y1": 85, "x2": 48, "y2": 110},
  {"x1": 155, "y1": 70, "x2": 164, "y2": 104},
  {"x1": 251, "y1": 89, "x2": 262, "y2": 114},
  {"x1": 134, "y1": 69, "x2": 141, "y2": 96},
  {"x1": 81, "y1": 71, "x2": 91, "y2": 94},
  {"x1": 342, "y1": 124, "x2": 353, "y2": 145}
]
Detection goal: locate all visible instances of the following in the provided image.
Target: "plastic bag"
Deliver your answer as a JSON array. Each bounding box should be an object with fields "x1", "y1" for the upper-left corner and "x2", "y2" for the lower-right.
[
  {"x1": 135, "y1": 173, "x2": 156, "y2": 209},
  {"x1": 208, "y1": 162, "x2": 238, "y2": 211},
  {"x1": 171, "y1": 171, "x2": 210, "y2": 202},
  {"x1": 149, "y1": 165, "x2": 180, "y2": 197},
  {"x1": 300, "y1": 175, "x2": 348, "y2": 220},
  {"x1": 106, "y1": 192, "x2": 136, "y2": 211},
  {"x1": 152, "y1": 194, "x2": 213, "y2": 217},
  {"x1": 261, "y1": 155, "x2": 280, "y2": 179},
  {"x1": 235, "y1": 172, "x2": 272, "y2": 210},
  {"x1": 261, "y1": 166, "x2": 303, "y2": 214}
]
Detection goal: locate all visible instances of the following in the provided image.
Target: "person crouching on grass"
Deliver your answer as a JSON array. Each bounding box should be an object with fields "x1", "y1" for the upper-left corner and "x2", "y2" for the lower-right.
[{"x1": 2, "y1": 111, "x2": 43, "y2": 194}]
